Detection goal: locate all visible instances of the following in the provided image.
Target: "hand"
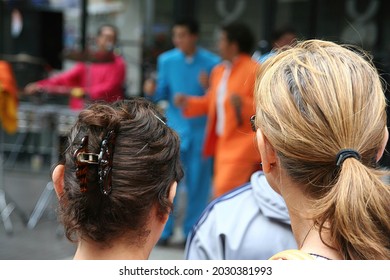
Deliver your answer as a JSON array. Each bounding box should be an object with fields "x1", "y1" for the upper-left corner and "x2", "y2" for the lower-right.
[
  {"x1": 230, "y1": 94, "x2": 243, "y2": 126},
  {"x1": 143, "y1": 78, "x2": 156, "y2": 96},
  {"x1": 70, "y1": 87, "x2": 85, "y2": 98},
  {"x1": 230, "y1": 94, "x2": 242, "y2": 108},
  {"x1": 198, "y1": 71, "x2": 209, "y2": 89},
  {"x1": 174, "y1": 94, "x2": 188, "y2": 108},
  {"x1": 24, "y1": 82, "x2": 40, "y2": 95}
]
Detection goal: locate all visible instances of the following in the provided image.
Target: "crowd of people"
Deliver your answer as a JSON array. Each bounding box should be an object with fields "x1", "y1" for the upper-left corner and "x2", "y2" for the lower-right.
[{"x1": 15, "y1": 18, "x2": 390, "y2": 260}]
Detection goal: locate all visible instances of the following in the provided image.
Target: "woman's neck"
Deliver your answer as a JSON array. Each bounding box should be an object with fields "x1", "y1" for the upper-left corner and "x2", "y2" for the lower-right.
[
  {"x1": 299, "y1": 226, "x2": 343, "y2": 260},
  {"x1": 182, "y1": 46, "x2": 197, "y2": 57},
  {"x1": 280, "y1": 179, "x2": 343, "y2": 260},
  {"x1": 73, "y1": 237, "x2": 154, "y2": 260}
]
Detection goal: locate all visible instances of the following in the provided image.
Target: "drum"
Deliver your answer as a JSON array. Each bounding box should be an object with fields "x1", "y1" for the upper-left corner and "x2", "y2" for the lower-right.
[
  {"x1": 17, "y1": 103, "x2": 79, "y2": 136},
  {"x1": 6, "y1": 103, "x2": 57, "y2": 168},
  {"x1": 17, "y1": 103, "x2": 51, "y2": 133}
]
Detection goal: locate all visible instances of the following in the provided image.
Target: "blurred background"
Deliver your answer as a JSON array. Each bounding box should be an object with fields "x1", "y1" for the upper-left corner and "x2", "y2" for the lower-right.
[{"x1": 1, "y1": 0, "x2": 390, "y2": 259}]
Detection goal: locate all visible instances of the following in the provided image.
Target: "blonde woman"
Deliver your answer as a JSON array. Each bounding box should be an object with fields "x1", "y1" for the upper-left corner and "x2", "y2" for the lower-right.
[{"x1": 252, "y1": 39, "x2": 390, "y2": 260}]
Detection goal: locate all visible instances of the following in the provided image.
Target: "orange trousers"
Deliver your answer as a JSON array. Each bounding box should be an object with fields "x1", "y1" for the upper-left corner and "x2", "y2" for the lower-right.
[{"x1": 213, "y1": 160, "x2": 260, "y2": 198}]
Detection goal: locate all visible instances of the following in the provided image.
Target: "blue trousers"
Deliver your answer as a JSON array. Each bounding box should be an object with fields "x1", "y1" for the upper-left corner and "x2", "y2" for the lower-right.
[{"x1": 160, "y1": 131, "x2": 212, "y2": 240}]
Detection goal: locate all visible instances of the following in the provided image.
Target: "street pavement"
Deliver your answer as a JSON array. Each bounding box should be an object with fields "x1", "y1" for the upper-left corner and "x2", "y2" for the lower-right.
[{"x1": 0, "y1": 158, "x2": 186, "y2": 260}]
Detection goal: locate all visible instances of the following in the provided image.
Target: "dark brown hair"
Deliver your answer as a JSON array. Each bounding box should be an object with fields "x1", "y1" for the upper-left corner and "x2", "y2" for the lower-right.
[
  {"x1": 221, "y1": 22, "x2": 255, "y2": 54},
  {"x1": 58, "y1": 97, "x2": 183, "y2": 246}
]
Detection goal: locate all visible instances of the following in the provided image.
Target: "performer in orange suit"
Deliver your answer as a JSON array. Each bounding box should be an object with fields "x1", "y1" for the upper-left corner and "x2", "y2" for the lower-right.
[
  {"x1": 0, "y1": 60, "x2": 18, "y2": 134},
  {"x1": 175, "y1": 22, "x2": 261, "y2": 197}
]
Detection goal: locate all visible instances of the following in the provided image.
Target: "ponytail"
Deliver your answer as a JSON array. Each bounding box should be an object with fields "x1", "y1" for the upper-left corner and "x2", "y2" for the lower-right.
[
  {"x1": 312, "y1": 158, "x2": 390, "y2": 259},
  {"x1": 254, "y1": 39, "x2": 390, "y2": 260}
]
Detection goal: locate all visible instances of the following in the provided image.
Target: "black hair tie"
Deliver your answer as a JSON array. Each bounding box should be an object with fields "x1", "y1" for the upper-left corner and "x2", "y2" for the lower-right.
[{"x1": 335, "y1": 149, "x2": 361, "y2": 167}]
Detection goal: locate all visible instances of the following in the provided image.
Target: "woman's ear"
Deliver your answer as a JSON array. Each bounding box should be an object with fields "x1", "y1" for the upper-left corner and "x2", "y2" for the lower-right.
[
  {"x1": 168, "y1": 181, "x2": 177, "y2": 204},
  {"x1": 377, "y1": 127, "x2": 389, "y2": 162},
  {"x1": 52, "y1": 164, "x2": 65, "y2": 199},
  {"x1": 256, "y1": 129, "x2": 277, "y2": 173},
  {"x1": 159, "y1": 181, "x2": 178, "y2": 224}
]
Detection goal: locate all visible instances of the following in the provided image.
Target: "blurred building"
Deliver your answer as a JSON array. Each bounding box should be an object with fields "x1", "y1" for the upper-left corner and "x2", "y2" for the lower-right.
[
  {"x1": 1, "y1": 0, "x2": 389, "y2": 95},
  {"x1": 1, "y1": 0, "x2": 390, "y2": 165}
]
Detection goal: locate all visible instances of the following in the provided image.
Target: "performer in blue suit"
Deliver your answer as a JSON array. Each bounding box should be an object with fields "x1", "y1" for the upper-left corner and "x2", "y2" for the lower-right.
[{"x1": 144, "y1": 18, "x2": 220, "y2": 246}]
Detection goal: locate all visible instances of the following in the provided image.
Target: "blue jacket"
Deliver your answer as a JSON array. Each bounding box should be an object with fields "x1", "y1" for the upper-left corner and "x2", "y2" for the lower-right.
[{"x1": 153, "y1": 47, "x2": 220, "y2": 151}]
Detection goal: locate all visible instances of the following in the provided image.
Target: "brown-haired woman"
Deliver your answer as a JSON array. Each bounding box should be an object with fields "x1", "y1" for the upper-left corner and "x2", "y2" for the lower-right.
[
  {"x1": 253, "y1": 39, "x2": 390, "y2": 260},
  {"x1": 52, "y1": 97, "x2": 183, "y2": 259}
]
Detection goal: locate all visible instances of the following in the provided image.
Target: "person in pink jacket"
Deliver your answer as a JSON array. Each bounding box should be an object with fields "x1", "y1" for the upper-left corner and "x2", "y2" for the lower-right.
[{"x1": 24, "y1": 24, "x2": 126, "y2": 110}]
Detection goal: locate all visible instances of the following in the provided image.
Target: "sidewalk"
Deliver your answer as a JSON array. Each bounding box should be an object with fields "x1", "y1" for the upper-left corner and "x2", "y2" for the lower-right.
[{"x1": 0, "y1": 160, "x2": 185, "y2": 260}]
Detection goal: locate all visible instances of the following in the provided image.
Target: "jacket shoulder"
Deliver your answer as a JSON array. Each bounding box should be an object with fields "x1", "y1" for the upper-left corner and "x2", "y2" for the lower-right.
[
  {"x1": 198, "y1": 48, "x2": 220, "y2": 61},
  {"x1": 158, "y1": 49, "x2": 180, "y2": 62},
  {"x1": 192, "y1": 183, "x2": 254, "y2": 231},
  {"x1": 269, "y1": 250, "x2": 315, "y2": 260}
]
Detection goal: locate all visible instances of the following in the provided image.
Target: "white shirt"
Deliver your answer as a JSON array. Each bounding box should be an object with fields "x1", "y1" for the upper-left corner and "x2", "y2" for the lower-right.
[{"x1": 216, "y1": 61, "x2": 232, "y2": 136}]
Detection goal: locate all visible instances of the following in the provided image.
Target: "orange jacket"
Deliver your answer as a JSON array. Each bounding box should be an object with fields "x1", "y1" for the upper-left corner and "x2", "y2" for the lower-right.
[
  {"x1": 183, "y1": 54, "x2": 260, "y2": 164},
  {"x1": 0, "y1": 61, "x2": 18, "y2": 134}
]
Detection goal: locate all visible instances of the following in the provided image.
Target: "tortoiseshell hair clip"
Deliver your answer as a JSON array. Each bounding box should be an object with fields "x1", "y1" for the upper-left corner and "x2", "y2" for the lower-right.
[
  {"x1": 73, "y1": 136, "x2": 98, "y2": 193},
  {"x1": 73, "y1": 130, "x2": 117, "y2": 195}
]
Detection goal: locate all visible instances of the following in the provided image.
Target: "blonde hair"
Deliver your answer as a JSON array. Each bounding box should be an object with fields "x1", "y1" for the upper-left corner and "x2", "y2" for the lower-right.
[{"x1": 255, "y1": 39, "x2": 390, "y2": 259}]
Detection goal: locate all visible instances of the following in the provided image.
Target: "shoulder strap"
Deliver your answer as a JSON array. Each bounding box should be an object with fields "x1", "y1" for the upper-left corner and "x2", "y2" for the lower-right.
[{"x1": 269, "y1": 250, "x2": 315, "y2": 260}]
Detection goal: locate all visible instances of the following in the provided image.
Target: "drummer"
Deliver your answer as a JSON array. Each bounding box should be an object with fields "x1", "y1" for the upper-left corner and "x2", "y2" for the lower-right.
[{"x1": 24, "y1": 24, "x2": 126, "y2": 110}]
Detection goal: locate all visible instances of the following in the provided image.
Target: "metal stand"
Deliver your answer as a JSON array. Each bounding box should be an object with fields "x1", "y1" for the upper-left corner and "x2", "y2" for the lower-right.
[
  {"x1": 27, "y1": 105, "x2": 77, "y2": 230},
  {"x1": 4, "y1": 103, "x2": 48, "y2": 169},
  {"x1": 27, "y1": 181, "x2": 54, "y2": 229},
  {"x1": 0, "y1": 129, "x2": 29, "y2": 234},
  {"x1": 4, "y1": 130, "x2": 29, "y2": 168},
  {"x1": 26, "y1": 109, "x2": 57, "y2": 230},
  {"x1": 0, "y1": 190, "x2": 15, "y2": 234},
  {"x1": 0, "y1": 129, "x2": 15, "y2": 234}
]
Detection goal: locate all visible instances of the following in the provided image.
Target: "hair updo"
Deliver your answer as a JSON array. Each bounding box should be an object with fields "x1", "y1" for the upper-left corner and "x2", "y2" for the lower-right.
[{"x1": 57, "y1": 97, "x2": 183, "y2": 246}]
